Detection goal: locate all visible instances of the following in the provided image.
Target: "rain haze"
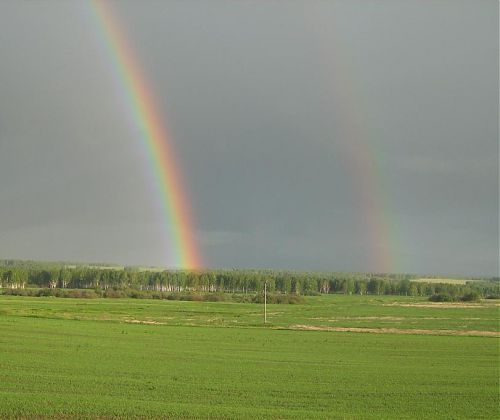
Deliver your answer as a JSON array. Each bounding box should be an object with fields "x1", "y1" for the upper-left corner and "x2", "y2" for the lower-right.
[{"x1": 0, "y1": 0, "x2": 497, "y2": 276}]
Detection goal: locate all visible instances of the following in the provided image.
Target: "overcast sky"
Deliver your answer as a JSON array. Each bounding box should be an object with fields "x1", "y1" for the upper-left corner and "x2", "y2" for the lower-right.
[{"x1": 0, "y1": 0, "x2": 497, "y2": 276}]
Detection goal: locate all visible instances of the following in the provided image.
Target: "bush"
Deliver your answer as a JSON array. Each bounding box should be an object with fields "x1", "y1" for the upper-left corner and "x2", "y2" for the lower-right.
[
  {"x1": 65, "y1": 289, "x2": 83, "y2": 298},
  {"x1": 36, "y1": 288, "x2": 58, "y2": 297},
  {"x1": 0, "y1": 287, "x2": 306, "y2": 304},
  {"x1": 80, "y1": 290, "x2": 99, "y2": 299},
  {"x1": 2, "y1": 288, "x2": 26, "y2": 296},
  {"x1": 287, "y1": 295, "x2": 305, "y2": 304},
  {"x1": 129, "y1": 290, "x2": 148, "y2": 299},
  {"x1": 459, "y1": 292, "x2": 481, "y2": 302},
  {"x1": 203, "y1": 293, "x2": 226, "y2": 302},
  {"x1": 231, "y1": 294, "x2": 253, "y2": 303},
  {"x1": 429, "y1": 293, "x2": 455, "y2": 302},
  {"x1": 103, "y1": 289, "x2": 127, "y2": 299}
]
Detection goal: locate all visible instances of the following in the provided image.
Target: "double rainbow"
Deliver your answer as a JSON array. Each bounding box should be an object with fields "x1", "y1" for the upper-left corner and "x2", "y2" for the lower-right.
[
  {"x1": 91, "y1": 0, "x2": 202, "y2": 269},
  {"x1": 90, "y1": 2, "x2": 401, "y2": 273}
]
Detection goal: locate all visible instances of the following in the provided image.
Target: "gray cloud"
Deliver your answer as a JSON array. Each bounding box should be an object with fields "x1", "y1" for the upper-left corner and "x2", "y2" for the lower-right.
[{"x1": 0, "y1": 0, "x2": 497, "y2": 275}]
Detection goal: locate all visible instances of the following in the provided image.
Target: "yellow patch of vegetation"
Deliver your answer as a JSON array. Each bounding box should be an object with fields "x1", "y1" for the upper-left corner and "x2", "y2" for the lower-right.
[{"x1": 411, "y1": 278, "x2": 469, "y2": 285}]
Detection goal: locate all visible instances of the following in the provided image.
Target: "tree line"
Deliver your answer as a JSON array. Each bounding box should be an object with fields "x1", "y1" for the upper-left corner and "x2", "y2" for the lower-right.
[{"x1": 0, "y1": 262, "x2": 497, "y2": 299}]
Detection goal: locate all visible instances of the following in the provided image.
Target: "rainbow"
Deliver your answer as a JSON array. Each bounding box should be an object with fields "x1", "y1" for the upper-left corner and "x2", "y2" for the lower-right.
[
  {"x1": 327, "y1": 61, "x2": 398, "y2": 274},
  {"x1": 306, "y1": 10, "x2": 402, "y2": 274},
  {"x1": 90, "y1": 0, "x2": 202, "y2": 269},
  {"x1": 327, "y1": 60, "x2": 399, "y2": 274}
]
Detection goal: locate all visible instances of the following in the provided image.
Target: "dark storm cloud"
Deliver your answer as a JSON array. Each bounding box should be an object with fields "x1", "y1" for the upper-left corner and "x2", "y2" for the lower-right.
[{"x1": 0, "y1": 0, "x2": 497, "y2": 275}]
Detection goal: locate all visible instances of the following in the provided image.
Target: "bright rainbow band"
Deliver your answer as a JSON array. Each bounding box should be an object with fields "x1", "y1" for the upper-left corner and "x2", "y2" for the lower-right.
[{"x1": 91, "y1": 0, "x2": 202, "y2": 269}]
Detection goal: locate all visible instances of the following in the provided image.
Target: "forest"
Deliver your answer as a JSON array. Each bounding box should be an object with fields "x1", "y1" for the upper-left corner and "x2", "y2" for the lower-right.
[{"x1": 0, "y1": 259, "x2": 497, "y2": 299}]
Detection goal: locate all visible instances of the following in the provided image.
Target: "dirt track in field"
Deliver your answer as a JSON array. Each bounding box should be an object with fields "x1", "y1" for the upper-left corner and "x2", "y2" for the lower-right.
[
  {"x1": 288, "y1": 324, "x2": 500, "y2": 337},
  {"x1": 382, "y1": 302, "x2": 488, "y2": 308},
  {"x1": 124, "y1": 319, "x2": 165, "y2": 325}
]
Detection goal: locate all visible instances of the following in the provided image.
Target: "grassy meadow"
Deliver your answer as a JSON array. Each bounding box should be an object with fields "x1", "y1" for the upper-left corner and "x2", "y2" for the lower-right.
[{"x1": 0, "y1": 294, "x2": 498, "y2": 418}]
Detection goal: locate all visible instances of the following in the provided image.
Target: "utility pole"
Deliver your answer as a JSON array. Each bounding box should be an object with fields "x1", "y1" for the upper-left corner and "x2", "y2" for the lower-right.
[{"x1": 264, "y1": 280, "x2": 267, "y2": 324}]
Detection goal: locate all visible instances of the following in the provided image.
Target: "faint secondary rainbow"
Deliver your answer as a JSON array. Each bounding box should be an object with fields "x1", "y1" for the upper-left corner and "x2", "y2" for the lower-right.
[
  {"x1": 306, "y1": 9, "x2": 402, "y2": 273},
  {"x1": 330, "y1": 67, "x2": 400, "y2": 274},
  {"x1": 90, "y1": 0, "x2": 202, "y2": 269},
  {"x1": 327, "y1": 57, "x2": 400, "y2": 274}
]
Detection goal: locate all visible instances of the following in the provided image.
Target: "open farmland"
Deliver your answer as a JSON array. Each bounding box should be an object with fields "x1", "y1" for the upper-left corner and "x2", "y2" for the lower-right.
[
  {"x1": 411, "y1": 278, "x2": 470, "y2": 285},
  {"x1": 0, "y1": 295, "x2": 498, "y2": 418}
]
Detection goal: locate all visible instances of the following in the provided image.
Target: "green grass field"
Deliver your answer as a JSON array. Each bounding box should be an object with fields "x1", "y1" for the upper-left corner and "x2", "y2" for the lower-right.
[{"x1": 0, "y1": 295, "x2": 498, "y2": 418}]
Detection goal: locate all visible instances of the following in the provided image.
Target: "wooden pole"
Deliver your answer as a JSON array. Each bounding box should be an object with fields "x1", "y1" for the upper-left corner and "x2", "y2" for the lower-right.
[{"x1": 264, "y1": 281, "x2": 267, "y2": 324}]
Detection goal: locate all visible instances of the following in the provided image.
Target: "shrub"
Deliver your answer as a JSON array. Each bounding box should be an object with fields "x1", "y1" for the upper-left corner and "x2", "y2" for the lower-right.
[
  {"x1": 287, "y1": 295, "x2": 305, "y2": 304},
  {"x1": 129, "y1": 290, "x2": 147, "y2": 299},
  {"x1": 429, "y1": 293, "x2": 455, "y2": 302},
  {"x1": 65, "y1": 290, "x2": 83, "y2": 298},
  {"x1": 2, "y1": 288, "x2": 29, "y2": 296},
  {"x1": 203, "y1": 293, "x2": 226, "y2": 302},
  {"x1": 459, "y1": 292, "x2": 481, "y2": 302},
  {"x1": 0, "y1": 287, "x2": 306, "y2": 304},
  {"x1": 36, "y1": 288, "x2": 58, "y2": 297},
  {"x1": 80, "y1": 290, "x2": 99, "y2": 299}
]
